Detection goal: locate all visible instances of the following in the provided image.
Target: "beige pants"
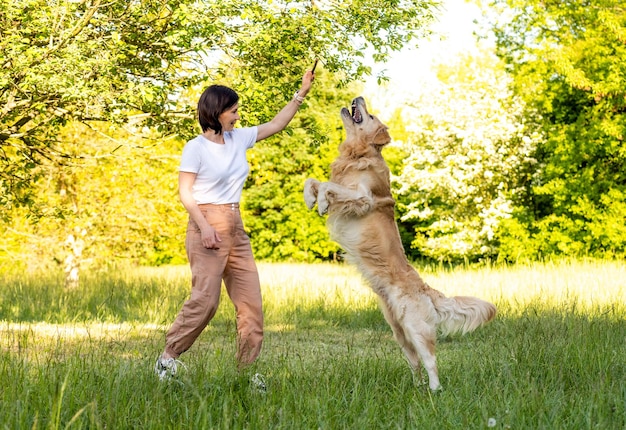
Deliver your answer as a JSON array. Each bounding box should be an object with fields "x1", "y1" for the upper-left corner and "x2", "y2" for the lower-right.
[{"x1": 165, "y1": 203, "x2": 263, "y2": 366}]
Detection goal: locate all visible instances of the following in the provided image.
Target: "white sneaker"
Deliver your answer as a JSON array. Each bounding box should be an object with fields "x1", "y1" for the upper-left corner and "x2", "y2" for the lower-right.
[
  {"x1": 250, "y1": 373, "x2": 267, "y2": 393},
  {"x1": 154, "y1": 356, "x2": 179, "y2": 381}
]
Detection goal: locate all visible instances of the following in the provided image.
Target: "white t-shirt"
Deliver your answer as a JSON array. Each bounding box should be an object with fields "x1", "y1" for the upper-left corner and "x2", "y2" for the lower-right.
[{"x1": 179, "y1": 127, "x2": 258, "y2": 204}]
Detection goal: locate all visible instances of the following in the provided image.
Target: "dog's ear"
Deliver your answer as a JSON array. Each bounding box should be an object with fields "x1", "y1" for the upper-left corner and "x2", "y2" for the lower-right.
[{"x1": 372, "y1": 126, "x2": 391, "y2": 145}]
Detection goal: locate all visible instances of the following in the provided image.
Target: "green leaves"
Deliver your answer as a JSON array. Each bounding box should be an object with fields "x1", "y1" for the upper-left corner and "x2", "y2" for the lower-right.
[
  {"x1": 489, "y1": 0, "x2": 626, "y2": 260},
  {"x1": 1, "y1": 0, "x2": 439, "y2": 266},
  {"x1": 1, "y1": 0, "x2": 439, "y2": 220},
  {"x1": 395, "y1": 52, "x2": 535, "y2": 262}
]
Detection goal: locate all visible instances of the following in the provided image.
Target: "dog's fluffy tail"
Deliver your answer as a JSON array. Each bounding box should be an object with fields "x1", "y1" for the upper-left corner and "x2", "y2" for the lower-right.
[{"x1": 433, "y1": 295, "x2": 496, "y2": 337}]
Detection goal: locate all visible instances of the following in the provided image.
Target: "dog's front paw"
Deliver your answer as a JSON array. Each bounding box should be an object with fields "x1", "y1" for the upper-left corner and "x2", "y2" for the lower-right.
[
  {"x1": 318, "y1": 196, "x2": 329, "y2": 215},
  {"x1": 317, "y1": 183, "x2": 330, "y2": 215},
  {"x1": 304, "y1": 178, "x2": 320, "y2": 210},
  {"x1": 353, "y1": 196, "x2": 373, "y2": 217}
]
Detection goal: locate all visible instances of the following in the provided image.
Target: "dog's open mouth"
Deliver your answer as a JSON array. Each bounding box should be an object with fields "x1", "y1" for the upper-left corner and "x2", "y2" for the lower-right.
[{"x1": 351, "y1": 99, "x2": 363, "y2": 124}]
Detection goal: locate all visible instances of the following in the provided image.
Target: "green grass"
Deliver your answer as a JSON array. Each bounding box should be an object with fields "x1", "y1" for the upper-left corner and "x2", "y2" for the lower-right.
[{"x1": 1, "y1": 261, "x2": 625, "y2": 429}]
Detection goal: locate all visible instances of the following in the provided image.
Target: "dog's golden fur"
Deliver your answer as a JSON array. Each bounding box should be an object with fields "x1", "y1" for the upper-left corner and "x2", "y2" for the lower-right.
[{"x1": 304, "y1": 97, "x2": 496, "y2": 390}]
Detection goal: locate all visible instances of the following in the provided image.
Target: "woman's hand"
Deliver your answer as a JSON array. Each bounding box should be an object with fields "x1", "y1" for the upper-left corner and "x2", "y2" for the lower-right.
[
  {"x1": 200, "y1": 224, "x2": 222, "y2": 249},
  {"x1": 256, "y1": 65, "x2": 316, "y2": 141},
  {"x1": 299, "y1": 69, "x2": 315, "y2": 97},
  {"x1": 179, "y1": 171, "x2": 222, "y2": 249}
]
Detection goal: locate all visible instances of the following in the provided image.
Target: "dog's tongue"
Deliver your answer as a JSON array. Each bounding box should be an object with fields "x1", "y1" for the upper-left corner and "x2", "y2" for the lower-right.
[{"x1": 351, "y1": 100, "x2": 363, "y2": 123}]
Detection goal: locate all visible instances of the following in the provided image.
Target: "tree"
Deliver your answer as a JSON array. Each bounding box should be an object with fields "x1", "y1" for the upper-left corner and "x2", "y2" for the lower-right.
[
  {"x1": 0, "y1": 0, "x2": 438, "y2": 220},
  {"x1": 0, "y1": 122, "x2": 188, "y2": 272},
  {"x1": 393, "y1": 51, "x2": 536, "y2": 262},
  {"x1": 488, "y1": 0, "x2": 626, "y2": 259},
  {"x1": 1, "y1": 0, "x2": 443, "y2": 268}
]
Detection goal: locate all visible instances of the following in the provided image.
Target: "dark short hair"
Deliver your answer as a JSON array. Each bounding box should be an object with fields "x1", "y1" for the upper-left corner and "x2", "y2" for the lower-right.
[{"x1": 197, "y1": 85, "x2": 239, "y2": 134}]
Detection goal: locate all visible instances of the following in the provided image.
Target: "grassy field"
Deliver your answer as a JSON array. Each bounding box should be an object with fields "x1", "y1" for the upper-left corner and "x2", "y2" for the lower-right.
[{"x1": 1, "y1": 260, "x2": 625, "y2": 429}]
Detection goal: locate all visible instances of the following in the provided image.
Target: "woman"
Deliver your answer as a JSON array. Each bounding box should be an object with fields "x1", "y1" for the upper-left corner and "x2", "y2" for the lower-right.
[{"x1": 155, "y1": 69, "x2": 315, "y2": 382}]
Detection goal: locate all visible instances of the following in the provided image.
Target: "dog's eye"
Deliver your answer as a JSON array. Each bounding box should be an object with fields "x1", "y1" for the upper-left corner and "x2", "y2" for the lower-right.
[{"x1": 369, "y1": 115, "x2": 374, "y2": 119}]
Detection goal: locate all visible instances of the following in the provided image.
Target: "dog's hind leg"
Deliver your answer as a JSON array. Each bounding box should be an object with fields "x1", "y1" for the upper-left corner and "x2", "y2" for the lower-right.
[
  {"x1": 379, "y1": 300, "x2": 427, "y2": 384},
  {"x1": 403, "y1": 316, "x2": 441, "y2": 391},
  {"x1": 381, "y1": 295, "x2": 442, "y2": 390}
]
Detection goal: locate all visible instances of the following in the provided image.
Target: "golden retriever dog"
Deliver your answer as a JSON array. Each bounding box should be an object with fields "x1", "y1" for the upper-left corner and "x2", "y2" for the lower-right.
[{"x1": 304, "y1": 97, "x2": 496, "y2": 391}]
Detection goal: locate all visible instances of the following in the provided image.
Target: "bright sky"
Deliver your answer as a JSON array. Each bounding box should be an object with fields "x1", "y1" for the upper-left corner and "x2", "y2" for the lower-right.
[{"x1": 364, "y1": 0, "x2": 484, "y2": 115}]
